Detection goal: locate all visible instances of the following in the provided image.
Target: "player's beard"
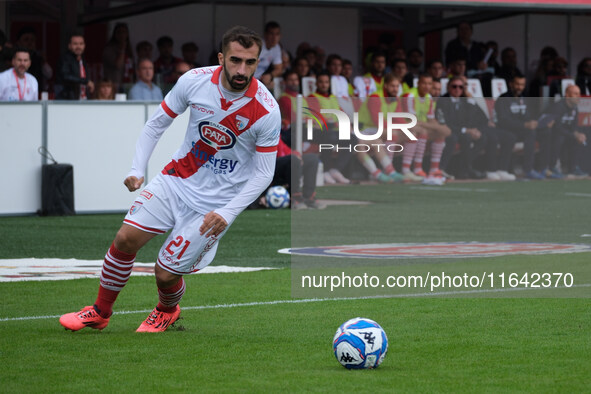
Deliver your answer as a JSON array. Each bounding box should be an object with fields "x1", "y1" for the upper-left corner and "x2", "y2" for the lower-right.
[{"x1": 224, "y1": 68, "x2": 252, "y2": 91}]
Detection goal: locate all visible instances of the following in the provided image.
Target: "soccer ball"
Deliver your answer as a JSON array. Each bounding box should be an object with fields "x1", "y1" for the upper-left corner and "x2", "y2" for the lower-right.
[
  {"x1": 333, "y1": 317, "x2": 388, "y2": 369},
  {"x1": 265, "y1": 186, "x2": 290, "y2": 209}
]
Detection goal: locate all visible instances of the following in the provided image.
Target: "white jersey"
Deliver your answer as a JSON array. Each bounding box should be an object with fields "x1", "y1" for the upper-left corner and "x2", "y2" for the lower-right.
[
  {"x1": 129, "y1": 66, "x2": 281, "y2": 223},
  {"x1": 255, "y1": 44, "x2": 282, "y2": 78},
  {"x1": 0, "y1": 68, "x2": 39, "y2": 101}
]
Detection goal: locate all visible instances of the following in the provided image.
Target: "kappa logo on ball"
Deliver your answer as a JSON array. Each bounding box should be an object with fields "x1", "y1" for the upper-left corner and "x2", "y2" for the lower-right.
[
  {"x1": 198, "y1": 121, "x2": 237, "y2": 150},
  {"x1": 281, "y1": 242, "x2": 591, "y2": 259}
]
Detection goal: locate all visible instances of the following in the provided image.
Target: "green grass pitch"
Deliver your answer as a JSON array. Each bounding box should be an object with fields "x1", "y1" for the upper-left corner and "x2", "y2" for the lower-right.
[{"x1": 0, "y1": 180, "x2": 590, "y2": 392}]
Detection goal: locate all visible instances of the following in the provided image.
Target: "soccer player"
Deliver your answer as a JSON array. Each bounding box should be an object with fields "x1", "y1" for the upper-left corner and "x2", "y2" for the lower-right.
[
  {"x1": 400, "y1": 73, "x2": 451, "y2": 183},
  {"x1": 60, "y1": 26, "x2": 281, "y2": 332}
]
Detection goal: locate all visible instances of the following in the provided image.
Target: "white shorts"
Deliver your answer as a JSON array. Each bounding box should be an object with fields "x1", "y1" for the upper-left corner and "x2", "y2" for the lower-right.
[{"x1": 123, "y1": 175, "x2": 228, "y2": 275}]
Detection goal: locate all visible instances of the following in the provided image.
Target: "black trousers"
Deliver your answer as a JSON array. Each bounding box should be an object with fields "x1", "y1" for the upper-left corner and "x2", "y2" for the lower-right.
[
  {"x1": 509, "y1": 127, "x2": 551, "y2": 173},
  {"x1": 273, "y1": 154, "x2": 319, "y2": 201},
  {"x1": 482, "y1": 126, "x2": 516, "y2": 172}
]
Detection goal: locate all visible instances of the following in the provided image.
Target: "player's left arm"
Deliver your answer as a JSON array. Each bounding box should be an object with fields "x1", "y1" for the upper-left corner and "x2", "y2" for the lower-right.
[{"x1": 200, "y1": 111, "x2": 281, "y2": 237}]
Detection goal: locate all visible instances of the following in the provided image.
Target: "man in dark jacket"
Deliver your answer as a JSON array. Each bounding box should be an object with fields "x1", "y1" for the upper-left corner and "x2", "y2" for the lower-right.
[
  {"x1": 56, "y1": 34, "x2": 94, "y2": 100},
  {"x1": 494, "y1": 74, "x2": 550, "y2": 179},
  {"x1": 541, "y1": 85, "x2": 589, "y2": 177},
  {"x1": 438, "y1": 76, "x2": 516, "y2": 180}
]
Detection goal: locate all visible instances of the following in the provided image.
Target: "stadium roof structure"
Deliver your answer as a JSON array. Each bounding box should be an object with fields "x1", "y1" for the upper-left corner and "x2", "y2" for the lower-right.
[{"x1": 6, "y1": 0, "x2": 591, "y2": 27}]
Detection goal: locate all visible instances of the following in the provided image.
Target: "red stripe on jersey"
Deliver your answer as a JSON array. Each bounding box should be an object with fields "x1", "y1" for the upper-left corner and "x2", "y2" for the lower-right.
[
  {"x1": 161, "y1": 100, "x2": 178, "y2": 118},
  {"x1": 162, "y1": 89, "x2": 271, "y2": 179},
  {"x1": 256, "y1": 145, "x2": 277, "y2": 152},
  {"x1": 123, "y1": 219, "x2": 166, "y2": 234}
]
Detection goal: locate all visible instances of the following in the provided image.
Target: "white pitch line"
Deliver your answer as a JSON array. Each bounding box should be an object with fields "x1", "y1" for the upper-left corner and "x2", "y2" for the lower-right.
[
  {"x1": 409, "y1": 186, "x2": 494, "y2": 192},
  {"x1": 1, "y1": 284, "x2": 590, "y2": 323},
  {"x1": 566, "y1": 192, "x2": 591, "y2": 198}
]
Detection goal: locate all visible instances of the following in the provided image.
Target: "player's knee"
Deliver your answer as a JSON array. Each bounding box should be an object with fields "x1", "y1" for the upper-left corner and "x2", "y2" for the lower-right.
[
  {"x1": 114, "y1": 227, "x2": 142, "y2": 254},
  {"x1": 155, "y1": 265, "x2": 182, "y2": 288}
]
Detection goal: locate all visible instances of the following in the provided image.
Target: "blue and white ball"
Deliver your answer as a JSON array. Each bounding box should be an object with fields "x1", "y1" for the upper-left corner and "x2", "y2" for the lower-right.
[
  {"x1": 333, "y1": 317, "x2": 388, "y2": 369},
  {"x1": 265, "y1": 186, "x2": 290, "y2": 209}
]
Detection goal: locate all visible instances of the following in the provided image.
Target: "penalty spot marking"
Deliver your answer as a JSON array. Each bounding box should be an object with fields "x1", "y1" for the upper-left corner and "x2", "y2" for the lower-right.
[
  {"x1": 0, "y1": 258, "x2": 276, "y2": 282},
  {"x1": 2, "y1": 283, "x2": 589, "y2": 323}
]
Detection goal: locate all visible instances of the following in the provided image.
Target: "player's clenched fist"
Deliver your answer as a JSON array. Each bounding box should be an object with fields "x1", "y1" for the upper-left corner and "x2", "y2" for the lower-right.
[
  {"x1": 200, "y1": 211, "x2": 228, "y2": 237},
  {"x1": 124, "y1": 176, "x2": 144, "y2": 192}
]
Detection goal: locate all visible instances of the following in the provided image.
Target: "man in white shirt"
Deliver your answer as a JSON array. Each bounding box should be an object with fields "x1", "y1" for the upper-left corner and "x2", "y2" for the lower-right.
[
  {"x1": 60, "y1": 26, "x2": 280, "y2": 333},
  {"x1": 254, "y1": 21, "x2": 282, "y2": 79},
  {"x1": 0, "y1": 48, "x2": 38, "y2": 101},
  {"x1": 128, "y1": 58, "x2": 163, "y2": 101}
]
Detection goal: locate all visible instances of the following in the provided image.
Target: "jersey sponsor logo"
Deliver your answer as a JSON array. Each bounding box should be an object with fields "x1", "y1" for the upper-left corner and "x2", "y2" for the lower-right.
[
  {"x1": 190, "y1": 141, "x2": 239, "y2": 173},
  {"x1": 280, "y1": 242, "x2": 591, "y2": 259},
  {"x1": 235, "y1": 115, "x2": 250, "y2": 131},
  {"x1": 140, "y1": 190, "x2": 153, "y2": 200},
  {"x1": 191, "y1": 104, "x2": 214, "y2": 115},
  {"x1": 198, "y1": 121, "x2": 237, "y2": 150}
]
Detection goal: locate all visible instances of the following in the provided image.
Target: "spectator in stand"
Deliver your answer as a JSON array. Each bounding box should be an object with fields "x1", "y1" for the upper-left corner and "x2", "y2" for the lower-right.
[
  {"x1": 437, "y1": 76, "x2": 516, "y2": 180},
  {"x1": 497, "y1": 47, "x2": 523, "y2": 84},
  {"x1": 94, "y1": 79, "x2": 115, "y2": 100},
  {"x1": 485, "y1": 41, "x2": 501, "y2": 76},
  {"x1": 136, "y1": 41, "x2": 153, "y2": 62},
  {"x1": 281, "y1": 49, "x2": 292, "y2": 74},
  {"x1": 171, "y1": 61, "x2": 191, "y2": 84},
  {"x1": 364, "y1": 51, "x2": 387, "y2": 95},
  {"x1": 541, "y1": 84, "x2": 588, "y2": 177},
  {"x1": 407, "y1": 48, "x2": 423, "y2": 80},
  {"x1": 401, "y1": 73, "x2": 451, "y2": 183},
  {"x1": 341, "y1": 59, "x2": 355, "y2": 97},
  {"x1": 314, "y1": 46, "x2": 326, "y2": 72},
  {"x1": 56, "y1": 33, "x2": 94, "y2": 100},
  {"x1": 445, "y1": 21, "x2": 486, "y2": 75},
  {"x1": 128, "y1": 58, "x2": 163, "y2": 101},
  {"x1": 426, "y1": 59, "x2": 445, "y2": 80},
  {"x1": 154, "y1": 36, "x2": 182, "y2": 85},
  {"x1": 181, "y1": 42, "x2": 200, "y2": 69},
  {"x1": 304, "y1": 48, "x2": 322, "y2": 76},
  {"x1": 528, "y1": 47, "x2": 559, "y2": 96},
  {"x1": 392, "y1": 58, "x2": 412, "y2": 93},
  {"x1": 495, "y1": 73, "x2": 550, "y2": 179},
  {"x1": 447, "y1": 57, "x2": 467, "y2": 79},
  {"x1": 307, "y1": 71, "x2": 354, "y2": 184},
  {"x1": 295, "y1": 42, "x2": 311, "y2": 59},
  {"x1": 276, "y1": 70, "x2": 324, "y2": 209},
  {"x1": 259, "y1": 72, "x2": 274, "y2": 91},
  {"x1": 430, "y1": 78, "x2": 442, "y2": 98},
  {"x1": 0, "y1": 48, "x2": 38, "y2": 101},
  {"x1": 326, "y1": 54, "x2": 349, "y2": 98},
  {"x1": 255, "y1": 21, "x2": 283, "y2": 79},
  {"x1": 0, "y1": 29, "x2": 11, "y2": 72},
  {"x1": 548, "y1": 57, "x2": 569, "y2": 97},
  {"x1": 575, "y1": 57, "x2": 591, "y2": 96},
  {"x1": 356, "y1": 73, "x2": 405, "y2": 183},
  {"x1": 294, "y1": 56, "x2": 311, "y2": 80},
  {"x1": 15, "y1": 26, "x2": 52, "y2": 92},
  {"x1": 103, "y1": 23, "x2": 135, "y2": 92}
]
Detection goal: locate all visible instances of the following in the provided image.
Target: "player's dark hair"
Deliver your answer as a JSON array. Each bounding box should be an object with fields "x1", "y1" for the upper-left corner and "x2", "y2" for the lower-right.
[
  {"x1": 222, "y1": 26, "x2": 262, "y2": 57},
  {"x1": 384, "y1": 72, "x2": 401, "y2": 85},
  {"x1": 325, "y1": 54, "x2": 342, "y2": 69}
]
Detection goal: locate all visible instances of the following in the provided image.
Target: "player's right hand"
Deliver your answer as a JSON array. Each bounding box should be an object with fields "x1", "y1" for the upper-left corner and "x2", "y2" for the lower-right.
[{"x1": 124, "y1": 176, "x2": 144, "y2": 192}]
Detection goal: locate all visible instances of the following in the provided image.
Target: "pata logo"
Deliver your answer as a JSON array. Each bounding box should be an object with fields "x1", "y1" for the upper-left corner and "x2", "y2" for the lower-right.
[{"x1": 198, "y1": 121, "x2": 237, "y2": 150}]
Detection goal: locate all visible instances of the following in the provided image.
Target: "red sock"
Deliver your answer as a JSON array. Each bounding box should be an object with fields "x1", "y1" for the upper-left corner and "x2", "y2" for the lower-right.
[
  {"x1": 94, "y1": 243, "x2": 135, "y2": 318},
  {"x1": 157, "y1": 277, "x2": 186, "y2": 313}
]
